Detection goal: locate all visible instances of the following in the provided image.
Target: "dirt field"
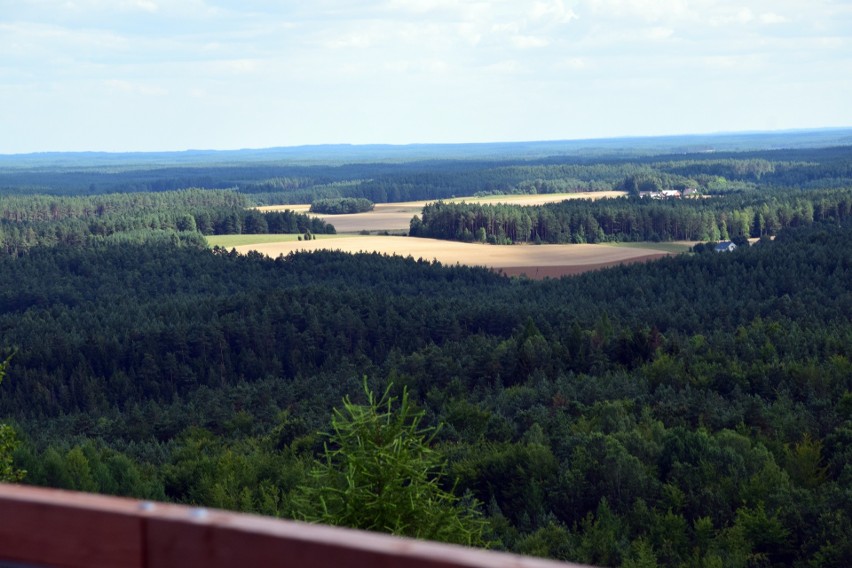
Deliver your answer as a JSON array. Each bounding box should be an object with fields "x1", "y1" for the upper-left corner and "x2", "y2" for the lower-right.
[
  {"x1": 231, "y1": 236, "x2": 673, "y2": 279},
  {"x1": 497, "y1": 255, "x2": 669, "y2": 279},
  {"x1": 255, "y1": 191, "x2": 627, "y2": 233}
]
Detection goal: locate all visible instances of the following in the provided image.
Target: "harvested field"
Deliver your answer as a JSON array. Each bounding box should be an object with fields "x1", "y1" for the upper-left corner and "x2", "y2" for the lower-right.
[
  {"x1": 452, "y1": 190, "x2": 627, "y2": 206},
  {"x1": 229, "y1": 235, "x2": 674, "y2": 278},
  {"x1": 255, "y1": 191, "x2": 627, "y2": 233},
  {"x1": 498, "y1": 254, "x2": 669, "y2": 279}
]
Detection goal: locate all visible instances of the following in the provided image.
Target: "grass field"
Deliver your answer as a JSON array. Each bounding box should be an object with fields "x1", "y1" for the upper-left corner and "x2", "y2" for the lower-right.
[
  {"x1": 206, "y1": 233, "x2": 345, "y2": 248},
  {"x1": 220, "y1": 234, "x2": 674, "y2": 279},
  {"x1": 255, "y1": 191, "x2": 628, "y2": 233},
  {"x1": 602, "y1": 241, "x2": 694, "y2": 254}
]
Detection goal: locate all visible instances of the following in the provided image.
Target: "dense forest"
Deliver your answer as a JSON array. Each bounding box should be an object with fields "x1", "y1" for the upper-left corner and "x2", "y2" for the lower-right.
[
  {"x1": 1, "y1": 135, "x2": 852, "y2": 566},
  {"x1": 309, "y1": 197, "x2": 374, "y2": 214},
  {"x1": 0, "y1": 189, "x2": 334, "y2": 255},
  {"x1": 0, "y1": 221, "x2": 849, "y2": 566}
]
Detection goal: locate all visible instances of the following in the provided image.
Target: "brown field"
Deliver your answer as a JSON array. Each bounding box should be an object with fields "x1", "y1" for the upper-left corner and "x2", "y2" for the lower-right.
[
  {"x1": 255, "y1": 191, "x2": 627, "y2": 233},
  {"x1": 498, "y1": 256, "x2": 668, "y2": 279},
  {"x1": 232, "y1": 236, "x2": 673, "y2": 279}
]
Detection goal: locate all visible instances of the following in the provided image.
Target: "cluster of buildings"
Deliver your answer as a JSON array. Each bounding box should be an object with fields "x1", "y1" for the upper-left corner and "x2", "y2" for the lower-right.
[{"x1": 638, "y1": 188, "x2": 700, "y2": 199}]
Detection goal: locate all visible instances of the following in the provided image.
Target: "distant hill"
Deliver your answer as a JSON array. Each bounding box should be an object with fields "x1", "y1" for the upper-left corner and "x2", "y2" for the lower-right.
[
  {"x1": 1, "y1": 127, "x2": 851, "y2": 168},
  {"x1": 2, "y1": 128, "x2": 851, "y2": 201}
]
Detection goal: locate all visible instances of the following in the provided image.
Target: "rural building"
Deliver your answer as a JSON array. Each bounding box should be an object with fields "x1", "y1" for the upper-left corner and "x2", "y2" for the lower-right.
[
  {"x1": 639, "y1": 189, "x2": 686, "y2": 199},
  {"x1": 714, "y1": 241, "x2": 737, "y2": 252}
]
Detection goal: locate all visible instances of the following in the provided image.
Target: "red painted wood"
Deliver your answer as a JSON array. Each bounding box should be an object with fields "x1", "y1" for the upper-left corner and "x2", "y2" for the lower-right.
[
  {"x1": 0, "y1": 484, "x2": 590, "y2": 568},
  {"x1": 0, "y1": 484, "x2": 143, "y2": 568}
]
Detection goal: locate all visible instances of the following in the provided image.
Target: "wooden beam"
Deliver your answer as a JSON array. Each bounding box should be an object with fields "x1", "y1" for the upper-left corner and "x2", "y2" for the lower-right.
[{"x1": 0, "y1": 484, "x2": 591, "y2": 568}]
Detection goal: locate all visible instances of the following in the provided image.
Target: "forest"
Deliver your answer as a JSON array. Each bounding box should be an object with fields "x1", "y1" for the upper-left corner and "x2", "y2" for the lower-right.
[
  {"x1": 3, "y1": 134, "x2": 852, "y2": 205},
  {"x1": 1, "y1": 135, "x2": 851, "y2": 567},
  {"x1": 309, "y1": 197, "x2": 375, "y2": 214},
  {"x1": 411, "y1": 188, "x2": 852, "y2": 244},
  {"x1": 0, "y1": 189, "x2": 334, "y2": 255}
]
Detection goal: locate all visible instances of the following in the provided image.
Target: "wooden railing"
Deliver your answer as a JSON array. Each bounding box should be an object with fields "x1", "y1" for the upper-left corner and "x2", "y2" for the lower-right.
[{"x1": 0, "y1": 484, "x2": 591, "y2": 568}]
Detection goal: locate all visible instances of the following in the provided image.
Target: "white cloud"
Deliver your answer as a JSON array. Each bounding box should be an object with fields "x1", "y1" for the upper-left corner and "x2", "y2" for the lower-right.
[
  {"x1": 103, "y1": 78, "x2": 167, "y2": 95},
  {"x1": 580, "y1": 0, "x2": 692, "y2": 23},
  {"x1": 123, "y1": 0, "x2": 159, "y2": 13},
  {"x1": 511, "y1": 35, "x2": 550, "y2": 49},
  {"x1": 457, "y1": 22, "x2": 482, "y2": 45},
  {"x1": 530, "y1": 0, "x2": 578, "y2": 24},
  {"x1": 701, "y1": 54, "x2": 763, "y2": 71},
  {"x1": 759, "y1": 12, "x2": 788, "y2": 25},
  {"x1": 326, "y1": 32, "x2": 376, "y2": 49},
  {"x1": 208, "y1": 58, "x2": 263, "y2": 74},
  {"x1": 382, "y1": 58, "x2": 450, "y2": 74},
  {"x1": 557, "y1": 57, "x2": 589, "y2": 70},
  {"x1": 646, "y1": 27, "x2": 674, "y2": 40},
  {"x1": 383, "y1": 0, "x2": 492, "y2": 22},
  {"x1": 707, "y1": 7, "x2": 755, "y2": 26},
  {"x1": 491, "y1": 22, "x2": 520, "y2": 35},
  {"x1": 483, "y1": 59, "x2": 521, "y2": 74},
  {"x1": 0, "y1": 21, "x2": 130, "y2": 63}
]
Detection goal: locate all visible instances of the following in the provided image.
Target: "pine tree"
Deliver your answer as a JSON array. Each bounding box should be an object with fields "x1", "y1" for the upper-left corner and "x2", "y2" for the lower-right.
[{"x1": 294, "y1": 381, "x2": 488, "y2": 546}]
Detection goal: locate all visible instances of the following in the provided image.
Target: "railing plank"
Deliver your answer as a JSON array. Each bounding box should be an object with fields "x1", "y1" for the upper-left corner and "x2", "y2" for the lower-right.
[
  {"x1": 0, "y1": 485, "x2": 143, "y2": 568},
  {"x1": 0, "y1": 484, "x2": 590, "y2": 568}
]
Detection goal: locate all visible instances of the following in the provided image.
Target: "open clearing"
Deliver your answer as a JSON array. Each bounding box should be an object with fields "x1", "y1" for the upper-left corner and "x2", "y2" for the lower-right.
[
  {"x1": 207, "y1": 233, "x2": 345, "y2": 248},
  {"x1": 224, "y1": 235, "x2": 674, "y2": 279},
  {"x1": 255, "y1": 191, "x2": 627, "y2": 233}
]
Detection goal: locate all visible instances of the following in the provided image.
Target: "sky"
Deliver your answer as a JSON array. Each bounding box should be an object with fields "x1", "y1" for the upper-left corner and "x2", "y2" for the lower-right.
[{"x1": 1, "y1": 0, "x2": 851, "y2": 153}]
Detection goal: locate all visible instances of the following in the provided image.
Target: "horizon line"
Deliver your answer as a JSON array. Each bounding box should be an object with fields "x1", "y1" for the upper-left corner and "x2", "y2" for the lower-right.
[{"x1": 2, "y1": 125, "x2": 851, "y2": 158}]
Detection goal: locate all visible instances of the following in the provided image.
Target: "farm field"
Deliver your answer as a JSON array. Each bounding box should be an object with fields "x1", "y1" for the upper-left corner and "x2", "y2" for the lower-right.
[
  {"x1": 255, "y1": 191, "x2": 627, "y2": 233},
  {"x1": 220, "y1": 234, "x2": 675, "y2": 279},
  {"x1": 601, "y1": 241, "x2": 694, "y2": 254},
  {"x1": 206, "y1": 233, "x2": 345, "y2": 248}
]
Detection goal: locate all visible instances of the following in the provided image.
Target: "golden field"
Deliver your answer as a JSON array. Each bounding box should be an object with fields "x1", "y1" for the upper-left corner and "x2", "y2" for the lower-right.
[
  {"x1": 227, "y1": 191, "x2": 683, "y2": 278},
  {"x1": 222, "y1": 235, "x2": 679, "y2": 279},
  {"x1": 255, "y1": 191, "x2": 627, "y2": 233}
]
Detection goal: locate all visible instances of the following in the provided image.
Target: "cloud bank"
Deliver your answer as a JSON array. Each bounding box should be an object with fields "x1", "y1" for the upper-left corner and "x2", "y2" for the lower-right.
[{"x1": 1, "y1": 0, "x2": 850, "y2": 152}]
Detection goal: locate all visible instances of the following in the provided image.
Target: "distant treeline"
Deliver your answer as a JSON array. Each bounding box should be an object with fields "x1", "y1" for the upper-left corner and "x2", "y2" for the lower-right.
[
  {"x1": 309, "y1": 197, "x2": 374, "y2": 214},
  {"x1": 411, "y1": 188, "x2": 852, "y2": 244},
  {"x1": 0, "y1": 188, "x2": 248, "y2": 223},
  {"x1": 3, "y1": 145, "x2": 852, "y2": 206},
  {"x1": 0, "y1": 189, "x2": 334, "y2": 255}
]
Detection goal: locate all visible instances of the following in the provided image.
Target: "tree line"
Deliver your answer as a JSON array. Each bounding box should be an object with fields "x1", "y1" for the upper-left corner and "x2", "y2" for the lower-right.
[
  {"x1": 411, "y1": 188, "x2": 852, "y2": 244},
  {"x1": 0, "y1": 189, "x2": 334, "y2": 255},
  {"x1": 309, "y1": 197, "x2": 374, "y2": 214}
]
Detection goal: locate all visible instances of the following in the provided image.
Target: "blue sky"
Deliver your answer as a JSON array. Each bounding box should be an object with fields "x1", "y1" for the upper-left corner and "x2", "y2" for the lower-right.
[{"x1": 1, "y1": 0, "x2": 850, "y2": 153}]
